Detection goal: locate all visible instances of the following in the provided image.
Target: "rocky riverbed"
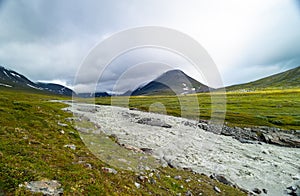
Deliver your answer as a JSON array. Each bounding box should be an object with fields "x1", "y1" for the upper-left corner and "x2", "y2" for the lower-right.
[{"x1": 64, "y1": 102, "x2": 300, "y2": 195}]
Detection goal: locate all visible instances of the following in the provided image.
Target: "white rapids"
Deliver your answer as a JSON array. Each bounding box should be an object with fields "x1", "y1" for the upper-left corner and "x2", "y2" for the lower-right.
[{"x1": 66, "y1": 102, "x2": 300, "y2": 195}]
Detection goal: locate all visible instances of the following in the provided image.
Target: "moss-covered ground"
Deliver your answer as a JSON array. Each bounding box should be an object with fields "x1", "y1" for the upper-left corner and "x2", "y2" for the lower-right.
[{"x1": 0, "y1": 88, "x2": 245, "y2": 195}]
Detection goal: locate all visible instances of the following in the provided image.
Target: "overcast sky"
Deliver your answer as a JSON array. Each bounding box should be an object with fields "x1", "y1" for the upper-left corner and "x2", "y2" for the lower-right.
[{"x1": 0, "y1": 0, "x2": 300, "y2": 93}]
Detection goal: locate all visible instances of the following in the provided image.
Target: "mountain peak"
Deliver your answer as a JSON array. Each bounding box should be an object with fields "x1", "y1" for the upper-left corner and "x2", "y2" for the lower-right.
[{"x1": 131, "y1": 69, "x2": 212, "y2": 96}]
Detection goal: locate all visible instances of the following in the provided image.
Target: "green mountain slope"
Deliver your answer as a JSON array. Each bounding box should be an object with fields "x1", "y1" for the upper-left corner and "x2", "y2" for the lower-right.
[{"x1": 226, "y1": 66, "x2": 300, "y2": 92}]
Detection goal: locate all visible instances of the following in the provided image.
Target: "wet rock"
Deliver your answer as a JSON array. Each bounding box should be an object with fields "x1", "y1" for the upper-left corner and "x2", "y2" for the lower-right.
[
  {"x1": 102, "y1": 167, "x2": 117, "y2": 174},
  {"x1": 140, "y1": 148, "x2": 153, "y2": 154},
  {"x1": 183, "y1": 121, "x2": 197, "y2": 128},
  {"x1": 286, "y1": 186, "x2": 298, "y2": 196},
  {"x1": 214, "y1": 186, "x2": 221, "y2": 193},
  {"x1": 262, "y1": 188, "x2": 268, "y2": 194},
  {"x1": 137, "y1": 118, "x2": 172, "y2": 128},
  {"x1": 20, "y1": 180, "x2": 63, "y2": 195},
  {"x1": 287, "y1": 186, "x2": 297, "y2": 192},
  {"x1": 292, "y1": 175, "x2": 300, "y2": 180},
  {"x1": 212, "y1": 174, "x2": 233, "y2": 186},
  {"x1": 252, "y1": 188, "x2": 262, "y2": 194},
  {"x1": 198, "y1": 123, "x2": 208, "y2": 131},
  {"x1": 63, "y1": 144, "x2": 76, "y2": 150},
  {"x1": 199, "y1": 119, "x2": 300, "y2": 148}
]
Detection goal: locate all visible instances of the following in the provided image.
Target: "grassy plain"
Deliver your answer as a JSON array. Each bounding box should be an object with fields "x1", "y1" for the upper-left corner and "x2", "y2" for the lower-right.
[
  {"x1": 95, "y1": 89, "x2": 300, "y2": 130},
  {"x1": 0, "y1": 88, "x2": 245, "y2": 195}
]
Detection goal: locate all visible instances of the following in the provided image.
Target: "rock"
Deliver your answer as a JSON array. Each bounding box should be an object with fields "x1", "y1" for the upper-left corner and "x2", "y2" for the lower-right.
[
  {"x1": 183, "y1": 121, "x2": 197, "y2": 128},
  {"x1": 101, "y1": 167, "x2": 117, "y2": 174},
  {"x1": 140, "y1": 148, "x2": 153, "y2": 154},
  {"x1": 185, "y1": 190, "x2": 193, "y2": 196},
  {"x1": 287, "y1": 186, "x2": 297, "y2": 191},
  {"x1": 238, "y1": 138, "x2": 260, "y2": 144},
  {"x1": 252, "y1": 188, "x2": 262, "y2": 194},
  {"x1": 262, "y1": 188, "x2": 268, "y2": 194},
  {"x1": 174, "y1": 175, "x2": 182, "y2": 180},
  {"x1": 292, "y1": 175, "x2": 300, "y2": 180},
  {"x1": 63, "y1": 144, "x2": 76, "y2": 150},
  {"x1": 134, "y1": 182, "x2": 141, "y2": 189},
  {"x1": 137, "y1": 118, "x2": 172, "y2": 128},
  {"x1": 58, "y1": 122, "x2": 68, "y2": 127},
  {"x1": 84, "y1": 163, "x2": 92, "y2": 169},
  {"x1": 214, "y1": 186, "x2": 221, "y2": 193},
  {"x1": 21, "y1": 180, "x2": 63, "y2": 195},
  {"x1": 286, "y1": 186, "x2": 298, "y2": 196},
  {"x1": 156, "y1": 173, "x2": 161, "y2": 179},
  {"x1": 185, "y1": 179, "x2": 191, "y2": 183},
  {"x1": 198, "y1": 119, "x2": 300, "y2": 148},
  {"x1": 212, "y1": 174, "x2": 233, "y2": 186},
  {"x1": 198, "y1": 123, "x2": 208, "y2": 131},
  {"x1": 121, "y1": 144, "x2": 143, "y2": 153},
  {"x1": 149, "y1": 178, "x2": 156, "y2": 184},
  {"x1": 138, "y1": 175, "x2": 148, "y2": 182}
]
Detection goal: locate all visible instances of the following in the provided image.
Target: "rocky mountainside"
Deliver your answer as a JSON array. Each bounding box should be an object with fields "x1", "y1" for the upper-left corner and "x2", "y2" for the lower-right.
[
  {"x1": 131, "y1": 70, "x2": 212, "y2": 96},
  {"x1": 0, "y1": 66, "x2": 75, "y2": 96},
  {"x1": 226, "y1": 66, "x2": 300, "y2": 92},
  {"x1": 36, "y1": 82, "x2": 74, "y2": 96}
]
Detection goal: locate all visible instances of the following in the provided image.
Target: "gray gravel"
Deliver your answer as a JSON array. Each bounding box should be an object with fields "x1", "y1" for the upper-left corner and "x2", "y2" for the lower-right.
[{"x1": 66, "y1": 102, "x2": 300, "y2": 195}]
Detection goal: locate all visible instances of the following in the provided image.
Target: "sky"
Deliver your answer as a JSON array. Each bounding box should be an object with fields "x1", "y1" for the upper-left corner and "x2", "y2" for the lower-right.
[{"x1": 0, "y1": 0, "x2": 300, "y2": 93}]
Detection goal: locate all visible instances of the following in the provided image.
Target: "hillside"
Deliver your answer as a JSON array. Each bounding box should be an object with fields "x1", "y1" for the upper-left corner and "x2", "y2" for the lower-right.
[
  {"x1": 0, "y1": 66, "x2": 75, "y2": 96},
  {"x1": 132, "y1": 70, "x2": 212, "y2": 96},
  {"x1": 226, "y1": 66, "x2": 300, "y2": 92}
]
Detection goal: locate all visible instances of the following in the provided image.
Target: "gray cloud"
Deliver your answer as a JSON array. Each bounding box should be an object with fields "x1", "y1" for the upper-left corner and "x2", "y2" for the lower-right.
[{"x1": 0, "y1": 0, "x2": 300, "y2": 92}]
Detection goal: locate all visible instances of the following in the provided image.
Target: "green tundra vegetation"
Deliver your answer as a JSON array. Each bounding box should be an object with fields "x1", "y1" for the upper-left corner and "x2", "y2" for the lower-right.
[
  {"x1": 95, "y1": 89, "x2": 300, "y2": 130},
  {"x1": 0, "y1": 88, "x2": 245, "y2": 195}
]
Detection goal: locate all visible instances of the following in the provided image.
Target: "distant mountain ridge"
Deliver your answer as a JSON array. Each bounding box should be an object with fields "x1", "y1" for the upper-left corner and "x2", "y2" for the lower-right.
[
  {"x1": 131, "y1": 69, "x2": 212, "y2": 96},
  {"x1": 226, "y1": 66, "x2": 300, "y2": 92},
  {"x1": 2, "y1": 65, "x2": 299, "y2": 97},
  {"x1": 0, "y1": 66, "x2": 75, "y2": 96}
]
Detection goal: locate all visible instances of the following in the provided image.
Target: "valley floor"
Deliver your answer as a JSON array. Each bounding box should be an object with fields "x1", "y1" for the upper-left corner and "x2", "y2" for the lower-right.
[{"x1": 66, "y1": 101, "x2": 300, "y2": 196}]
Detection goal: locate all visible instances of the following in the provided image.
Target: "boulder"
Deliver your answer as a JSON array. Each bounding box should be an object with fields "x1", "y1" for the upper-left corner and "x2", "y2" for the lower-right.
[
  {"x1": 20, "y1": 180, "x2": 63, "y2": 196},
  {"x1": 137, "y1": 118, "x2": 172, "y2": 128}
]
